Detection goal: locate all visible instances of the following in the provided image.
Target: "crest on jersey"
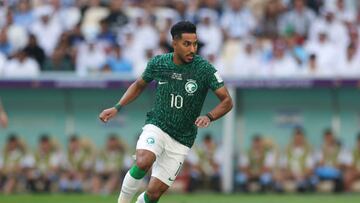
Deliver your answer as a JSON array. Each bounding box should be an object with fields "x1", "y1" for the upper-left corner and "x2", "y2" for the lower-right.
[
  {"x1": 146, "y1": 137, "x2": 155, "y2": 145},
  {"x1": 185, "y1": 80, "x2": 198, "y2": 94}
]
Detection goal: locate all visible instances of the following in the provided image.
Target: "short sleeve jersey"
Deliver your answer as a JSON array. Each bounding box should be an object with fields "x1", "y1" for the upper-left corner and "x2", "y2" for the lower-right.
[{"x1": 142, "y1": 53, "x2": 224, "y2": 147}]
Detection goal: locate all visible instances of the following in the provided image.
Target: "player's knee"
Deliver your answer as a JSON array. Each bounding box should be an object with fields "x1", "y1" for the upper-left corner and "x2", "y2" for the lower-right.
[
  {"x1": 146, "y1": 190, "x2": 162, "y2": 201},
  {"x1": 135, "y1": 159, "x2": 152, "y2": 171}
]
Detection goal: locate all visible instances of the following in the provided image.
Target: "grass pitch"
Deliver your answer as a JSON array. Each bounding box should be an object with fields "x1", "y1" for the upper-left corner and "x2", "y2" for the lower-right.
[{"x1": 1, "y1": 193, "x2": 360, "y2": 203}]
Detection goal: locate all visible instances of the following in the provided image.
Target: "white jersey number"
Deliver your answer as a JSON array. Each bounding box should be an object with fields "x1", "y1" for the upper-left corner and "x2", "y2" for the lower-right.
[{"x1": 170, "y1": 94, "x2": 183, "y2": 109}]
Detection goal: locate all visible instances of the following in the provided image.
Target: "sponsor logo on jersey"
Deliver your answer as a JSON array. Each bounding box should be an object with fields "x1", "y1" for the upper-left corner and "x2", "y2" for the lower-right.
[
  {"x1": 214, "y1": 71, "x2": 223, "y2": 83},
  {"x1": 146, "y1": 137, "x2": 155, "y2": 145},
  {"x1": 185, "y1": 80, "x2": 198, "y2": 94},
  {"x1": 171, "y1": 73, "x2": 183, "y2": 80},
  {"x1": 158, "y1": 81, "x2": 168, "y2": 85}
]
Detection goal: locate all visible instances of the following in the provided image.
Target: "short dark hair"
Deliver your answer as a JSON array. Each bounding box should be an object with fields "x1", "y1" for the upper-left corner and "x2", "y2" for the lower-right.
[{"x1": 170, "y1": 21, "x2": 196, "y2": 39}]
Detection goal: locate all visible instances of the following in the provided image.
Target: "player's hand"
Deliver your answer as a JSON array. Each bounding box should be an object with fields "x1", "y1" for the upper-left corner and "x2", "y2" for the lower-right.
[
  {"x1": 99, "y1": 107, "x2": 118, "y2": 123},
  {"x1": 0, "y1": 112, "x2": 8, "y2": 128},
  {"x1": 195, "y1": 116, "x2": 211, "y2": 128}
]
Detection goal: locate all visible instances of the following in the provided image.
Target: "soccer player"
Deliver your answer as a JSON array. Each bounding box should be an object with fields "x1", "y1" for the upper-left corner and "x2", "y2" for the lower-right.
[{"x1": 99, "y1": 21, "x2": 233, "y2": 203}]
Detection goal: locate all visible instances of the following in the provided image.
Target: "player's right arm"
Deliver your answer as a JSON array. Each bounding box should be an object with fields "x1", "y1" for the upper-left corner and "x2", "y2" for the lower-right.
[{"x1": 99, "y1": 77, "x2": 148, "y2": 123}]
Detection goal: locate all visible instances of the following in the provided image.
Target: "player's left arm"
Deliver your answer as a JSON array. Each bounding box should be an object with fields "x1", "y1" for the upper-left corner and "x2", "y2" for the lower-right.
[{"x1": 195, "y1": 86, "x2": 233, "y2": 128}]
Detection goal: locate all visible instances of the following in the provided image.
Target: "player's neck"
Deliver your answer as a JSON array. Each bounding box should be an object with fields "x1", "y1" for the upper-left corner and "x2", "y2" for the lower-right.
[{"x1": 172, "y1": 52, "x2": 185, "y2": 65}]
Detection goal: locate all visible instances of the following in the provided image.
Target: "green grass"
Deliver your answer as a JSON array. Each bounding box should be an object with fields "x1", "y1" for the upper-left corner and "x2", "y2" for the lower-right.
[{"x1": 1, "y1": 193, "x2": 360, "y2": 203}]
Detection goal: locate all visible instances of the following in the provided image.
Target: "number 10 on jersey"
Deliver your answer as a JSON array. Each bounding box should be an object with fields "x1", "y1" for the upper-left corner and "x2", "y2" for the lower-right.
[{"x1": 170, "y1": 94, "x2": 183, "y2": 109}]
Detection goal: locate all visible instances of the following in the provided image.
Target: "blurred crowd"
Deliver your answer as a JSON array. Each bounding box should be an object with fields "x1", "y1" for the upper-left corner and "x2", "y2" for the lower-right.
[
  {"x1": 0, "y1": 0, "x2": 360, "y2": 78},
  {"x1": 1, "y1": 128, "x2": 360, "y2": 194}
]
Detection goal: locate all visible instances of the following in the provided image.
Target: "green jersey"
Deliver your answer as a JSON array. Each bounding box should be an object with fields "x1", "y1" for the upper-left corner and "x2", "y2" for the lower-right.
[{"x1": 142, "y1": 53, "x2": 224, "y2": 147}]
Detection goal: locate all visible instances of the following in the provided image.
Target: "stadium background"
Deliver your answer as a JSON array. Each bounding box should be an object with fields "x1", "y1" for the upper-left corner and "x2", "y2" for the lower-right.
[{"x1": 1, "y1": 0, "x2": 360, "y2": 202}]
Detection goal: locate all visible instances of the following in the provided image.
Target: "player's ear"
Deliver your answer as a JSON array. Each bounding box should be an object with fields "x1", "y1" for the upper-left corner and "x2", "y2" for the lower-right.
[{"x1": 172, "y1": 40, "x2": 177, "y2": 48}]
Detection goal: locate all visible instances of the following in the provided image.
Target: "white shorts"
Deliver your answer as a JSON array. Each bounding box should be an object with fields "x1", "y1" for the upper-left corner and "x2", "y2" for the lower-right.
[{"x1": 136, "y1": 124, "x2": 190, "y2": 186}]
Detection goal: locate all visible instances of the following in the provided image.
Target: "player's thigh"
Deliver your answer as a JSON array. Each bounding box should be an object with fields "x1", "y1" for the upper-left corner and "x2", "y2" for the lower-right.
[
  {"x1": 151, "y1": 149, "x2": 187, "y2": 186},
  {"x1": 136, "y1": 125, "x2": 165, "y2": 157}
]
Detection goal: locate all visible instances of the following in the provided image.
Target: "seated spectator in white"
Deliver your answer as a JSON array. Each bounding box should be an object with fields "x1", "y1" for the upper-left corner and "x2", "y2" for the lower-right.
[
  {"x1": 50, "y1": 0, "x2": 81, "y2": 31},
  {"x1": 309, "y1": 7, "x2": 348, "y2": 49},
  {"x1": 103, "y1": 44, "x2": 132, "y2": 74},
  {"x1": 134, "y1": 49, "x2": 155, "y2": 78},
  {"x1": 4, "y1": 10, "x2": 28, "y2": 55},
  {"x1": 221, "y1": 0, "x2": 257, "y2": 39},
  {"x1": 197, "y1": 8, "x2": 223, "y2": 56},
  {"x1": 81, "y1": 0, "x2": 109, "y2": 38},
  {"x1": 232, "y1": 39, "x2": 262, "y2": 78},
  {"x1": 278, "y1": 0, "x2": 316, "y2": 37},
  {"x1": 299, "y1": 54, "x2": 322, "y2": 78},
  {"x1": 13, "y1": 0, "x2": 35, "y2": 30},
  {"x1": 202, "y1": 50, "x2": 225, "y2": 77},
  {"x1": 130, "y1": 9, "x2": 159, "y2": 53},
  {"x1": 75, "y1": 40, "x2": 106, "y2": 76},
  {"x1": 3, "y1": 49, "x2": 40, "y2": 78},
  {"x1": 0, "y1": 52, "x2": 6, "y2": 76},
  {"x1": 304, "y1": 32, "x2": 338, "y2": 78},
  {"x1": 333, "y1": 0, "x2": 356, "y2": 23},
  {"x1": 30, "y1": 5, "x2": 63, "y2": 56},
  {"x1": 336, "y1": 43, "x2": 360, "y2": 78},
  {"x1": 24, "y1": 34, "x2": 46, "y2": 69},
  {"x1": 264, "y1": 39, "x2": 298, "y2": 78}
]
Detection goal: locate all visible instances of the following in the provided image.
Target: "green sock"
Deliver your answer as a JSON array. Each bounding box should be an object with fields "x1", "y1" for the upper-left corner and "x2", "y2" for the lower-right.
[
  {"x1": 144, "y1": 192, "x2": 158, "y2": 203},
  {"x1": 129, "y1": 165, "x2": 147, "y2": 179}
]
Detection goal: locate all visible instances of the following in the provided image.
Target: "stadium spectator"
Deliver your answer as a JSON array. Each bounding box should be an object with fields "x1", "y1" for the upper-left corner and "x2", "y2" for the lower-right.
[
  {"x1": 43, "y1": 33, "x2": 75, "y2": 71},
  {"x1": 0, "y1": 30, "x2": 11, "y2": 56},
  {"x1": 313, "y1": 129, "x2": 352, "y2": 192},
  {"x1": 256, "y1": 0, "x2": 284, "y2": 38},
  {"x1": 75, "y1": 39, "x2": 106, "y2": 76},
  {"x1": 276, "y1": 128, "x2": 315, "y2": 192},
  {"x1": 197, "y1": 8, "x2": 223, "y2": 56},
  {"x1": 264, "y1": 39, "x2": 299, "y2": 78},
  {"x1": 104, "y1": 0, "x2": 129, "y2": 33},
  {"x1": 102, "y1": 44, "x2": 132, "y2": 74},
  {"x1": 0, "y1": 52, "x2": 6, "y2": 76},
  {"x1": 195, "y1": 134, "x2": 222, "y2": 192},
  {"x1": 0, "y1": 134, "x2": 26, "y2": 194},
  {"x1": 344, "y1": 133, "x2": 360, "y2": 192},
  {"x1": 92, "y1": 134, "x2": 128, "y2": 194},
  {"x1": 309, "y1": 7, "x2": 349, "y2": 49},
  {"x1": 235, "y1": 135, "x2": 275, "y2": 192},
  {"x1": 25, "y1": 135, "x2": 62, "y2": 193},
  {"x1": 221, "y1": 0, "x2": 257, "y2": 40},
  {"x1": 278, "y1": 0, "x2": 316, "y2": 37},
  {"x1": 59, "y1": 135, "x2": 95, "y2": 193},
  {"x1": 2, "y1": 49, "x2": 40, "y2": 77},
  {"x1": 336, "y1": 43, "x2": 360, "y2": 78},
  {"x1": 304, "y1": 31, "x2": 338, "y2": 78},
  {"x1": 24, "y1": 34, "x2": 46, "y2": 69},
  {"x1": 231, "y1": 39, "x2": 261, "y2": 77},
  {"x1": 30, "y1": 5, "x2": 63, "y2": 56},
  {"x1": 13, "y1": 0, "x2": 35, "y2": 30}
]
